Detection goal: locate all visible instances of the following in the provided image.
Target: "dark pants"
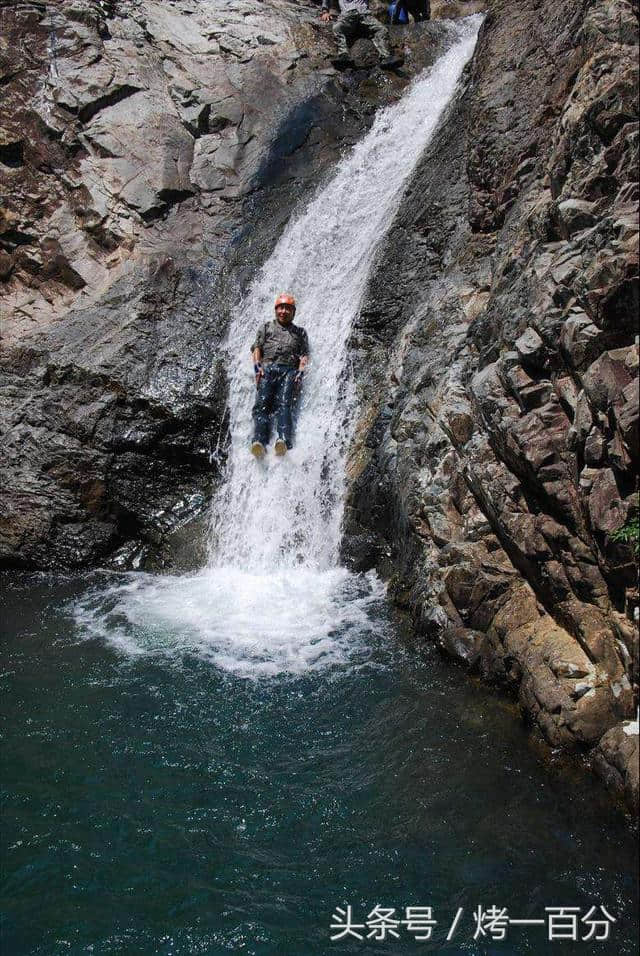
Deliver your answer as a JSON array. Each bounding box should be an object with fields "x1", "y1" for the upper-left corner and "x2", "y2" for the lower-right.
[
  {"x1": 392, "y1": 0, "x2": 430, "y2": 23},
  {"x1": 334, "y1": 10, "x2": 392, "y2": 58},
  {"x1": 252, "y1": 364, "x2": 298, "y2": 448}
]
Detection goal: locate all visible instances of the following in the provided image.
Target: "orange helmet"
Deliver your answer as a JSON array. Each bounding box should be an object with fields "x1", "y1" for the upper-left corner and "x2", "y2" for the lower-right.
[{"x1": 274, "y1": 292, "x2": 296, "y2": 311}]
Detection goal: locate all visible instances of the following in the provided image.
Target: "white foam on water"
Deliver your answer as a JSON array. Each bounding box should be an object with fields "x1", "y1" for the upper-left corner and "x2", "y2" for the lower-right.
[
  {"x1": 73, "y1": 567, "x2": 387, "y2": 678},
  {"x1": 73, "y1": 19, "x2": 482, "y2": 677}
]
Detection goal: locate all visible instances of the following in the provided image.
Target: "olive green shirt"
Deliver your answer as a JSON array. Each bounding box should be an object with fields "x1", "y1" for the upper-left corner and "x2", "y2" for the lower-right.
[{"x1": 251, "y1": 320, "x2": 310, "y2": 369}]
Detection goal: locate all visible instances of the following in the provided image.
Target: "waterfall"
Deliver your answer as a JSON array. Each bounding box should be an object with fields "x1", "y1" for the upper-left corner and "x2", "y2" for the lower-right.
[
  {"x1": 74, "y1": 18, "x2": 481, "y2": 676},
  {"x1": 214, "y1": 16, "x2": 481, "y2": 573}
]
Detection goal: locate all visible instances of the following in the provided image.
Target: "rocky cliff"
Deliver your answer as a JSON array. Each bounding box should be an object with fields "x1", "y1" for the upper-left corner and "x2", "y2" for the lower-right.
[
  {"x1": 2, "y1": 0, "x2": 638, "y2": 808},
  {"x1": 346, "y1": 0, "x2": 639, "y2": 809},
  {"x1": 1, "y1": 0, "x2": 425, "y2": 569}
]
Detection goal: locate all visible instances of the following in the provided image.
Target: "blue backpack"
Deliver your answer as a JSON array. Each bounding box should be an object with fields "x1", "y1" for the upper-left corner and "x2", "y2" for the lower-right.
[{"x1": 388, "y1": 2, "x2": 409, "y2": 23}]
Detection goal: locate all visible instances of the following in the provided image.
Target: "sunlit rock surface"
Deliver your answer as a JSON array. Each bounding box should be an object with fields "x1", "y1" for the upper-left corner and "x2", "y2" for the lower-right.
[
  {"x1": 1, "y1": 0, "x2": 427, "y2": 570},
  {"x1": 345, "y1": 0, "x2": 639, "y2": 808}
]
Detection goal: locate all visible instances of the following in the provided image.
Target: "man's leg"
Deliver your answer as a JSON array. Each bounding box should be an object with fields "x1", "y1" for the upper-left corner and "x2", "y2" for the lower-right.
[
  {"x1": 333, "y1": 10, "x2": 359, "y2": 57},
  {"x1": 408, "y1": 0, "x2": 430, "y2": 21},
  {"x1": 391, "y1": 1, "x2": 409, "y2": 25},
  {"x1": 275, "y1": 369, "x2": 297, "y2": 449},
  {"x1": 362, "y1": 12, "x2": 392, "y2": 59},
  {"x1": 252, "y1": 368, "x2": 277, "y2": 447}
]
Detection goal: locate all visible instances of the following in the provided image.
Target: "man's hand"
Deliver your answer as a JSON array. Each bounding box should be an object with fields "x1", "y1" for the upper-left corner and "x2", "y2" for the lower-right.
[
  {"x1": 320, "y1": 10, "x2": 336, "y2": 22},
  {"x1": 254, "y1": 362, "x2": 264, "y2": 387},
  {"x1": 296, "y1": 356, "x2": 308, "y2": 390}
]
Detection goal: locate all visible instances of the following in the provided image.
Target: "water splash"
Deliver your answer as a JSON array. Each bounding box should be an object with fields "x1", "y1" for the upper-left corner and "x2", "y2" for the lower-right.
[
  {"x1": 73, "y1": 19, "x2": 482, "y2": 676},
  {"x1": 74, "y1": 567, "x2": 387, "y2": 678}
]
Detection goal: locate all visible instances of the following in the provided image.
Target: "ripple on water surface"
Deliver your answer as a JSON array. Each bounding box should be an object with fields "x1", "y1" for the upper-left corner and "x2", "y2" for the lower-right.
[{"x1": 72, "y1": 567, "x2": 388, "y2": 678}]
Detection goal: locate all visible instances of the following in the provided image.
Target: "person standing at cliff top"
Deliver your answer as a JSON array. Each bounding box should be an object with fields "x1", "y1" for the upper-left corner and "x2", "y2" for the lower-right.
[
  {"x1": 321, "y1": 0, "x2": 404, "y2": 70},
  {"x1": 250, "y1": 293, "x2": 310, "y2": 459}
]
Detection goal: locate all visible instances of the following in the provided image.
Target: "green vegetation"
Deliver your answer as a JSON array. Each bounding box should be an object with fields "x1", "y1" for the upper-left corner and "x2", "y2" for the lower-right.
[{"x1": 611, "y1": 514, "x2": 640, "y2": 557}]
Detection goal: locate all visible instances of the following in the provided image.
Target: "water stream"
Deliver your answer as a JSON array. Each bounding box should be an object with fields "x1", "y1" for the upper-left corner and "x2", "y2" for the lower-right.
[
  {"x1": 214, "y1": 16, "x2": 481, "y2": 574},
  {"x1": 66, "y1": 16, "x2": 482, "y2": 678},
  {"x1": 2, "y1": 17, "x2": 638, "y2": 955}
]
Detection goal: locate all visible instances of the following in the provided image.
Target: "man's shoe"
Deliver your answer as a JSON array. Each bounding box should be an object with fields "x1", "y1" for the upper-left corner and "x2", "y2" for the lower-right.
[
  {"x1": 330, "y1": 54, "x2": 354, "y2": 70},
  {"x1": 274, "y1": 438, "x2": 287, "y2": 457},
  {"x1": 251, "y1": 440, "x2": 266, "y2": 459},
  {"x1": 380, "y1": 55, "x2": 404, "y2": 70}
]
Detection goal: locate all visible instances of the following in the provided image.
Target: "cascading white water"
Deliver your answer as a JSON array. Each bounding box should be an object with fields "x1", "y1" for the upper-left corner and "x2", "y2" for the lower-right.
[
  {"x1": 74, "y1": 18, "x2": 481, "y2": 677},
  {"x1": 214, "y1": 16, "x2": 481, "y2": 573}
]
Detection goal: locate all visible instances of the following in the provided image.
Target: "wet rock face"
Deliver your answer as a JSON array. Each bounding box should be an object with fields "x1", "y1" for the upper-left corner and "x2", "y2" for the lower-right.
[
  {"x1": 1, "y1": 0, "x2": 427, "y2": 569},
  {"x1": 593, "y1": 719, "x2": 639, "y2": 811},
  {"x1": 346, "y1": 0, "x2": 639, "y2": 807}
]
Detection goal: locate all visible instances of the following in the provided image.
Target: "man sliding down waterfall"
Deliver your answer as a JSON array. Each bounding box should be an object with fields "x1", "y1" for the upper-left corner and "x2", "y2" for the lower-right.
[
  {"x1": 321, "y1": 0, "x2": 404, "y2": 71},
  {"x1": 250, "y1": 293, "x2": 310, "y2": 459}
]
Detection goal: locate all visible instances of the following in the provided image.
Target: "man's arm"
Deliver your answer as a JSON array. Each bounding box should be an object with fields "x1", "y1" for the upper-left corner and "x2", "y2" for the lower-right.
[
  {"x1": 252, "y1": 347, "x2": 264, "y2": 386},
  {"x1": 296, "y1": 328, "x2": 310, "y2": 382},
  {"x1": 250, "y1": 326, "x2": 266, "y2": 385},
  {"x1": 295, "y1": 353, "x2": 308, "y2": 390}
]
